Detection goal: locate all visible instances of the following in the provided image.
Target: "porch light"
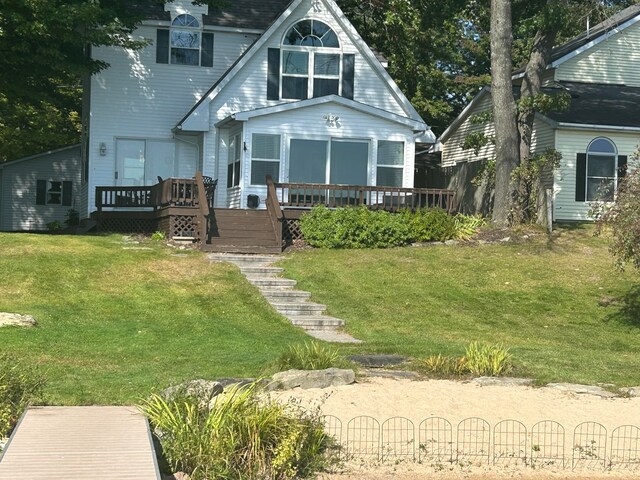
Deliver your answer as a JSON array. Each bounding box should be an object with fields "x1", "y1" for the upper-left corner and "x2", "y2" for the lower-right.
[
  {"x1": 99, "y1": 143, "x2": 107, "y2": 156},
  {"x1": 323, "y1": 113, "x2": 340, "y2": 127}
]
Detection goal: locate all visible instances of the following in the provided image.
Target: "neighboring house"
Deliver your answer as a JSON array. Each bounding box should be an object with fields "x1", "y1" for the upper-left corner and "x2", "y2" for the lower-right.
[
  {"x1": 79, "y1": 0, "x2": 434, "y2": 219},
  {"x1": 0, "y1": 145, "x2": 81, "y2": 231},
  {"x1": 438, "y1": 5, "x2": 640, "y2": 221}
]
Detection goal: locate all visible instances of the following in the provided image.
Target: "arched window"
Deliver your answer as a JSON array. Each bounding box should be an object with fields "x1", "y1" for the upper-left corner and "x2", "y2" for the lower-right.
[
  {"x1": 586, "y1": 137, "x2": 617, "y2": 201},
  {"x1": 171, "y1": 14, "x2": 202, "y2": 65},
  {"x1": 280, "y1": 19, "x2": 342, "y2": 100}
]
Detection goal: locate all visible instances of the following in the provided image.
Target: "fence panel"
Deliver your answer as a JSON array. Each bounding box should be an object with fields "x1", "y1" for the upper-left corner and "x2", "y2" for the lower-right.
[
  {"x1": 572, "y1": 422, "x2": 607, "y2": 470},
  {"x1": 493, "y1": 419, "x2": 527, "y2": 465},
  {"x1": 457, "y1": 417, "x2": 491, "y2": 464},
  {"x1": 419, "y1": 417, "x2": 453, "y2": 464},
  {"x1": 381, "y1": 417, "x2": 415, "y2": 461},
  {"x1": 346, "y1": 416, "x2": 380, "y2": 460},
  {"x1": 531, "y1": 420, "x2": 565, "y2": 468}
]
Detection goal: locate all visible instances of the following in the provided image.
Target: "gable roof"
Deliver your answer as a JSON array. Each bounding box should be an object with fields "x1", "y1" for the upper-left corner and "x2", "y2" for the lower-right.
[
  {"x1": 135, "y1": 0, "x2": 293, "y2": 31},
  {"x1": 0, "y1": 144, "x2": 81, "y2": 170},
  {"x1": 215, "y1": 95, "x2": 430, "y2": 132},
  {"x1": 175, "y1": 0, "x2": 425, "y2": 132}
]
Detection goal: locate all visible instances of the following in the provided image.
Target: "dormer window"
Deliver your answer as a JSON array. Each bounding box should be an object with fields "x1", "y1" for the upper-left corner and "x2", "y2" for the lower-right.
[{"x1": 156, "y1": 14, "x2": 214, "y2": 67}]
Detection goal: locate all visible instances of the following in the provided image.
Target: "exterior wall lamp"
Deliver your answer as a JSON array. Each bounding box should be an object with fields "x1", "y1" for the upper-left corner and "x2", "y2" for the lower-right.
[{"x1": 99, "y1": 143, "x2": 107, "y2": 156}]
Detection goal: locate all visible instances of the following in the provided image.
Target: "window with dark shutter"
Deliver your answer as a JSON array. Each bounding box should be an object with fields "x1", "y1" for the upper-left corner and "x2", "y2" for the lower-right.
[
  {"x1": 156, "y1": 29, "x2": 170, "y2": 64},
  {"x1": 267, "y1": 48, "x2": 280, "y2": 100},
  {"x1": 201, "y1": 32, "x2": 214, "y2": 67},
  {"x1": 36, "y1": 180, "x2": 47, "y2": 205},
  {"x1": 341, "y1": 54, "x2": 355, "y2": 100},
  {"x1": 62, "y1": 181, "x2": 73, "y2": 206}
]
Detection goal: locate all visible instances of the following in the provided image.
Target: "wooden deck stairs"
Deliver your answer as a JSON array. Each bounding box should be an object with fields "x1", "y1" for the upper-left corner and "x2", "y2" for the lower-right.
[
  {"x1": 0, "y1": 406, "x2": 161, "y2": 479},
  {"x1": 204, "y1": 208, "x2": 282, "y2": 254}
]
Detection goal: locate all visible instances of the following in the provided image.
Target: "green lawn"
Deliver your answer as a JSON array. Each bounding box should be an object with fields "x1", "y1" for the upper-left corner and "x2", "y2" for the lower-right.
[
  {"x1": 1, "y1": 226, "x2": 638, "y2": 405},
  {"x1": 279, "y1": 225, "x2": 640, "y2": 387}
]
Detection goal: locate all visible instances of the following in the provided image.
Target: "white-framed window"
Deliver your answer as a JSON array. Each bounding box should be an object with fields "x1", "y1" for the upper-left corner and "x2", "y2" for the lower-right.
[
  {"x1": 171, "y1": 14, "x2": 201, "y2": 65},
  {"x1": 250, "y1": 134, "x2": 281, "y2": 185},
  {"x1": 281, "y1": 19, "x2": 341, "y2": 100},
  {"x1": 586, "y1": 137, "x2": 617, "y2": 202},
  {"x1": 377, "y1": 141, "x2": 405, "y2": 187},
  {"x1": 36, "y1": 180, "x2": 72, "y2": 206},
  {"x1": 227, "y1": 133, "x2": 241, "y2": 188}
]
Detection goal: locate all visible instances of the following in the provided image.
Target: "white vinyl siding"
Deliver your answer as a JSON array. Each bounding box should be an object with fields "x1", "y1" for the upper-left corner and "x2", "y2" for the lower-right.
[
  {"x1": 0, "y1": 146, "x2": 82, "y2": 231},
  {"x1": 556, "y1": 20, "x2": 640, "y2": 86}
]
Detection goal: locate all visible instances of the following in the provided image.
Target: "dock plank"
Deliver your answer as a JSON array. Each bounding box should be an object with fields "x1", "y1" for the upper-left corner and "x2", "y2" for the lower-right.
[{"x1": 0, "y1": 406, "x2": 160, "y2": 480}]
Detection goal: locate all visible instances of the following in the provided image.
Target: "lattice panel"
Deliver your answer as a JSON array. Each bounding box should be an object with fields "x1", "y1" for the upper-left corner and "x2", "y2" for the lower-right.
[
  {"x1": 170, "y1": 215, "x2": 200, "y2": 241},
  {"x1": 98, "y1": 217, "x2": 158, "y2": 234},
  {"x1": 284, "y1": 218, "x2": 303, "y2": 244}
]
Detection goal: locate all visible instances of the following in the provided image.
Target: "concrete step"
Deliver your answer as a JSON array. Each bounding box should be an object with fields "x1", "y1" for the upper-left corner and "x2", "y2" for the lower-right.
[
  {"x1": 203, "y1": 245, "x2": 283, "y2": 254},
  {"x1": 261, "y1": 289, "x2": 312, "y2": 302},
  {"x1": 273, "y1": 302, "x2": 327, "y2": 315},
  {"x1": 305, "y1": 329, "x2": 363, "y2": 344},
  {"x1": 287, "y1": 315, "x2": 346, "y2": 329},
  {"x1": 208, "y1": 253, "x2": 281, "y2": 264},
  {"x1": 247, "y1": 277, "x2": 297, "y2": 288},
  {"x1": 240, "y1": 266, "x2": 284, "y2": 275}
]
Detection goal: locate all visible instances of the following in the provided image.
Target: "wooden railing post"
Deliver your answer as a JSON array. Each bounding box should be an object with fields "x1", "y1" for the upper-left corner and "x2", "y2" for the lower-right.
[
  {"x1": 266, "y1": 175, "x2": 283, "y2": 248},
  {"x1": 195, "y1": 172, "x2": 210, "y2": 243}
]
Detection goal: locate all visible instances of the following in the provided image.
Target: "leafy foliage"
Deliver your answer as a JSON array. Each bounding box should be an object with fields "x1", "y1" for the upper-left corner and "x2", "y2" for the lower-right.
[
  {"x1": 277, "y1": 342, "x2": 349, "y2": 371},
  {"x1": 419, "y1": 354, "x2": 468, "y2": 377},
  {"x1": 0, "y1": 354, "x2": 45, "y2": 439},
  {"x1": 461, "y1": 131, "x2": 495, "y2": 156},
  {"x1": 594, "y1": 167, "x2": 640, "y2": 270},
  {"x1": 400, "y1": 208, "x2": 457, "y2": 242},
  {"x1": 140, "y1": 383, "x2": 335, "y2": 480},
  {"x1": 465, "y1": 342, "x2": 512, "y2": 377}
]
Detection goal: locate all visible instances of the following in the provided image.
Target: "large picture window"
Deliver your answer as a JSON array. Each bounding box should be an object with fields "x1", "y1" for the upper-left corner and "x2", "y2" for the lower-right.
[
  {"x1": 281, "y1": 19, "x2": 341, "y2": 100},
  {"x1": 376, "y1": 141, "x2": 405, "y2": 187},
  {"x1": 251, "y1": 134, "x2": 280, "y2": 185}
]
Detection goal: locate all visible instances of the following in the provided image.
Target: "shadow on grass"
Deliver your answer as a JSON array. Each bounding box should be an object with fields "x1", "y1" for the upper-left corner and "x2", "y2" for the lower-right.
[{"x1": 605, "y1": 284, "x2": 640, "y2": 327}]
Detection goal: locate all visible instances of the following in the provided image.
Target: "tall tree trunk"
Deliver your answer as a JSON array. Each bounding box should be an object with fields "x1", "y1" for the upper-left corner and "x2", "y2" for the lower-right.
[{"x1": 490, "y1": 0, "x2": 519, "y2": 227}]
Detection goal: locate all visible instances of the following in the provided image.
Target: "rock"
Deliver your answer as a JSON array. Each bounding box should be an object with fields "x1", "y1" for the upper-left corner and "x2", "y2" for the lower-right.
[
  {"x1": 164, "y1": 473, "x2": 190, "y2": 480},
  {"x1": 361, "y1": 369, "x2": 420, "y2": 380},
  {"x1": 0, "y1": 312, "x2": 36, "y2": 328},
  {"x1": 474, "y1": 377, "x2": 534, "y2": 387},
  {"x1": 161, "y1": 379, "x2": 224, "y2": 401},
  {"x1": 215, "y1": 377, "x2": 257, "y2": 389},
  {"x1": 545, "y1": 383, "x2": 617, "y2": 398},
  {"x1": 269, "y1": 368, "x2": 355, "y2": 390},
  {"x1": 444, "y1": 239, "x2": 459, "y2": 246},
  {"x1": 499, "y1": 237, "x2": 511, "y2": 242},
  {"x1": 619, "y1": 386, "x2": 640, "y2": 397},
  {"x1": 348, "y1": 354, "x2": 407, "y2": 368}
]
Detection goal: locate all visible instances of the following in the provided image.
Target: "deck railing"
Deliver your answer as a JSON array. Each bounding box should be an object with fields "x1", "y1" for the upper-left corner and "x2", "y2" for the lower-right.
[
  {"x1": 271, "y1": 182, "x2": 456, "y2": 213},
  {"x1": 96, "y1": 177, "x2": 200, "y2": 211},
  {"x1": 265, "y1": 176, "x2": 284, "y2": 246}
]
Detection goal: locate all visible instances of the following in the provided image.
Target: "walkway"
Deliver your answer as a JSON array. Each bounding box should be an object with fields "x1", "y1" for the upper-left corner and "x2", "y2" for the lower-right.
[{"x1": 0, "y1": 406, "x2": 160, "y2": 480}]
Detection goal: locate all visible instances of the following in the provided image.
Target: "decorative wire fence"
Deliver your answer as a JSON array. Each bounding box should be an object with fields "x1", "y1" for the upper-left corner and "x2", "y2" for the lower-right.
[{"x1": 322, "y1": 415, "x2": 640, "y2": 471}]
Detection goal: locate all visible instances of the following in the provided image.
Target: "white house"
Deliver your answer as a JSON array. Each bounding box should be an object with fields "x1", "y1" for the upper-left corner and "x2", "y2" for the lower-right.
[
  {"x1": 438, "y1": 5, "x2": 640, "y2": 221},
  {"x1": 80, "y1": 0, "x2": 434, "y2": 221}
]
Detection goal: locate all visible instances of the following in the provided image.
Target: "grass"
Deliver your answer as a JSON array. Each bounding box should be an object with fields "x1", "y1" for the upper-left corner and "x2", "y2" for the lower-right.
[
  {"x1": 1, "y1": 225, "x2": 639, "y2": 405},
  {"x1": 0, "y1": 233, "x2": 308, "y2": 404},
  {"x1": 279, "y1": 225, "x2": 640, "y2": 387}
]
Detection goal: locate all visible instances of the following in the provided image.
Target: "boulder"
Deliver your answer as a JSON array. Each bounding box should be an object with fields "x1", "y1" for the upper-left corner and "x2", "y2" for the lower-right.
[
  {"x1": 164, "y1": 473, "x2": 190, "y2": 480},
  {"x1": 161, "y1": 379, "x2": 223, "y2": 402},
  {"x1": 620, "y1": 386, "x2": 640, "y2": 397},
  {"x1": 0, "y1": 312, "x2": 36, "y2": 328},
  {"x1": 269, "y1": 368, "x2": 355, "y2": 390}
]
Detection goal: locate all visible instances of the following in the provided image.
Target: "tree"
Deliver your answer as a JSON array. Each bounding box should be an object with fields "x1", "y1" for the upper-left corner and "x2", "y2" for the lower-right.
[{"x1": 490, "y1": 0, "x2": 519, "y2": 226}]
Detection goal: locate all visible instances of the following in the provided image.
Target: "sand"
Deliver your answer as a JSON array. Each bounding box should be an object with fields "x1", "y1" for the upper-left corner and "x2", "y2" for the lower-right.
[{"x1": 274, "y1": 376, "x2": 640, "y2": 479}]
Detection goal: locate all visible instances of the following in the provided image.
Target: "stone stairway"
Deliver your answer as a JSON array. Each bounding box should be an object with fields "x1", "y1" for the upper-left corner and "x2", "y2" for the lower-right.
[{"x1": 208, "y1": 254, "x2": 361, "y2": 343}]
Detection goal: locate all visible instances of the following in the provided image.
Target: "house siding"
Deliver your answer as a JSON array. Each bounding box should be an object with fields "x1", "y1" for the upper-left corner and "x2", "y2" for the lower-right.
[
  {"x1": 87, "y1": 20, "x2": 258, "y2": 215},
  {"x1": 553, "y1": 128, "x2": 638, "y2": 221},
  {"x1": 556, "y1": 20, "x2": 640, "y2": 86},
  {"x1": 0, "y1": 146, "x2": 82, "y2": 231},
  {"x1": 207, "y1": 0, "x2": 414, "y2": 202},
  {"x1": 235, "y1": 103, "x2": 415, "y2": 208}
]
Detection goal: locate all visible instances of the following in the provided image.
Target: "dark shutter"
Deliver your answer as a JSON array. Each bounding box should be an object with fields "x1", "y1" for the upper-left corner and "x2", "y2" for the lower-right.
[
  {"x1": 618, "y1": 155, "x2": 628, "y2": 186},
  {"x1": 36, "y1": 180, "x2": 47, "y2": 205},
  {"x1": 156, "y1": 29, "x2": 169, "y2": 64},
  {"x1": 341, "y1": 54, "x2": 355, "y2": 100},
  {"x1": 267, "y1": 48, "x2": 280, "y2": 100},
  {"x1": 201, "y1": 33, "x2": 214, "y2": 67},
  {"x1": 62, "y1": 181, "x2": 73, "y2": 206},
  {"x1": 575, "y1": 153, "x2": 587, "y2": 202}
]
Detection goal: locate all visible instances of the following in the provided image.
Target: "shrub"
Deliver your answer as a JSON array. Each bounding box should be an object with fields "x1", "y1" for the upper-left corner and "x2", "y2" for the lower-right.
[
  {"x1": 300, "y1": 206, "x2": 409, "y2": 248},
  {"x1": 151, "y1": 231, "x2": 166, "y2": 241},
  {"x1": 0, "y1": 354, "x2": 45, "y2": 439},
  {"x1": 64, "y1": 209, "x2": 80, "y2": 227},
  {"x1": 140, "y1": 383, "x2": 335, "y2": 480},
  {"x1": 465, "y1": 342, "x2": 512, "y2": 377},
  {"x1": 419, "y1": 354, "x2": 468, "y2": 377},
  {"x1": 277, "y1": 342, "x2": 349, "y2": 371},
  {"x1": 453, "y1": 214, "x2": 486, "y2": 240},
  {"x1": 401, "y1": 208, "x2": 457, "y2": 242}
]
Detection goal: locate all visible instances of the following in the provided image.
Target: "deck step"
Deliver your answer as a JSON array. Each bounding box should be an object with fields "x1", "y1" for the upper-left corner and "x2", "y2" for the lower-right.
[
  {"x1": 273, "y1": 302, "x2": 327, "y2": 315},
  {"x1": 208, "y1": 253, "x2": 281, "y2": 264},
  {"x1": 202, "y1": 245, "x2": 282, "y2": 254},
  {"x1": 247, "y1": 277, "x2": 297, "y2": 288},
  {"x1": 287, "y1": 315, "x2": 345, "y2": 329}
]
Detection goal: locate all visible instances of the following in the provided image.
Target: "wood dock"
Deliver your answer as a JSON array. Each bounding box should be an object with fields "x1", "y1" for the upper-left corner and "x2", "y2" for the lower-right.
[{"x1": 0, "y1": 406, "x2": 161, "y2": 479}]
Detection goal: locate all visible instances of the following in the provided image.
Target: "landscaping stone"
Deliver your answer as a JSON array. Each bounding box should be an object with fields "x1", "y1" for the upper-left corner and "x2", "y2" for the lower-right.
[
  {"x1": 215, "y1": 377, "x2": 257, "y2": 388},
  {"x1": 444, "y1": 239, "x2": 459, "y2": 245},
  {"x1": 269, "y1": 368, "x2": 355, "y2": 390},
  {"x1": 620, "y1": 386, "x2": 640, "y2": 397},
  {"x1": 162, "y1": 379, "x2": 223, "y2": 401},
  {"x1": 473, "y1": 377, "x2": 534, "y2": 387},
  {"x1": 544, "y1": 383, "x2": 617, "y2": 398},
  {"x1": 164, "y1": 473, "x2": 190, "y2": 480},
  {"x1": 347, "y1": 354, "x2": 407, "y2": 368},
  {"x1": 361, "y1": 369, "x2": 420, "y2": 380},
  {"x1": 0, "y1": 312, "x2": 36, "y2": 328}
]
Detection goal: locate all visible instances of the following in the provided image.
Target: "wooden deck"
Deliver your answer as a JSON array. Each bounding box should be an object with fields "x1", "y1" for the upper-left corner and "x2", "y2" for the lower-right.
[{"x1": 0, "y1": 406, "x2": 161, "y2": 480}]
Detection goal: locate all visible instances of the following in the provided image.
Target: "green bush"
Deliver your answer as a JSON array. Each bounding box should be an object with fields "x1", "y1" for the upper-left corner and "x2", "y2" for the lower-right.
[
  {"x1": 465, "y1": 342, "x2": 512, "y2": 377},
  {"x1": 0, "y1": 354, "x2": 45, "y2": 439},
  {"x1": 140, "y1": 383, "x2": 335, "y2": 480},
  {"x1": 419, "y1": 354, "x2": 468, "y2": 377},
  {"x1": 401, "y1": 208, "x2": 457, "y2": 242},
  {"x1": 277, "y1": 342, "x2": 349, "y2": 371}
]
